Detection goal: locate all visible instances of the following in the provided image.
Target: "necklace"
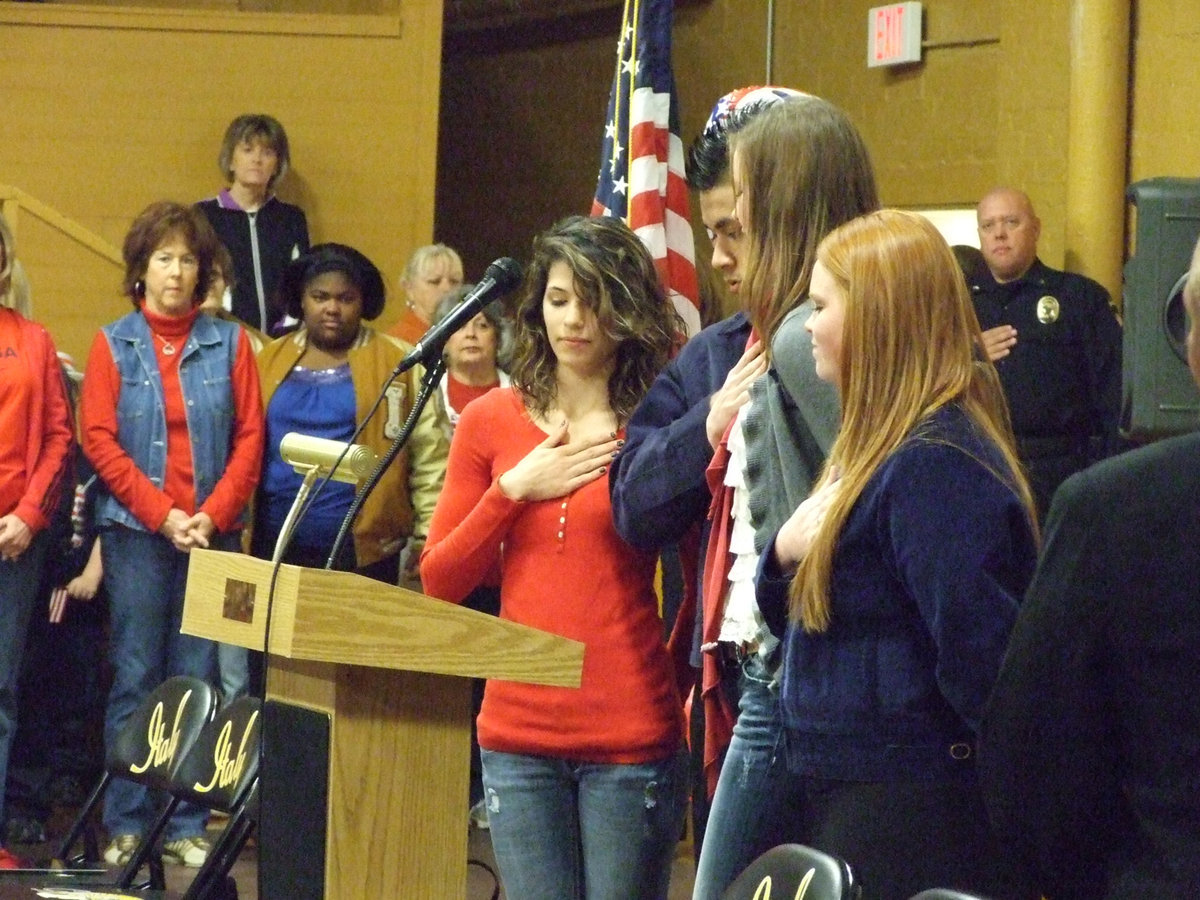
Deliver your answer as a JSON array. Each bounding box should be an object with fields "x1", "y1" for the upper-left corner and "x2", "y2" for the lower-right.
[{"x1": 150, "y1": 331, "x2": 177, "y2": 355}]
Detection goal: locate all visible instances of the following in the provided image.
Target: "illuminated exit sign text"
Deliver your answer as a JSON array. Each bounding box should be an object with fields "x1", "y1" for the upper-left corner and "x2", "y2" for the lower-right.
[{"x1": 868, "y1": 2, "x2": 923, "y2": 68}]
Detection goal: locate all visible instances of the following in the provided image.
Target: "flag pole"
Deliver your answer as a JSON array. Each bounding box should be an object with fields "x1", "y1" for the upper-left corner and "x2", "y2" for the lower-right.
[{"x1": 766, "y1": 0, "x2": 776, "y2": 83}]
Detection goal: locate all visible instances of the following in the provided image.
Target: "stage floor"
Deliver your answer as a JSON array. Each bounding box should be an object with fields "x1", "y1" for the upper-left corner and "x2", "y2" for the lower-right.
[{"x1": 6, "y1": 815, "x2": 698, "y2": 899}]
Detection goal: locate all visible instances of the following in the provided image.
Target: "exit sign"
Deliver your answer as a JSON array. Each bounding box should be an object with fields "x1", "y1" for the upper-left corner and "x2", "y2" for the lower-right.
[{"x1": 868, "y1": 2, "x2": 922, "y2": 67}]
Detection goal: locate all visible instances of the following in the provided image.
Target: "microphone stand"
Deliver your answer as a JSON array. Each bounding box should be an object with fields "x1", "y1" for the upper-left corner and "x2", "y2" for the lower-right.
[
  {"x1": 325, "y1": 354, "x2": 447, "y2": 570},
  {"x1": 260, "y1": 461, "x2": 330, "y2": 710},
  {"x1": 270, "y1": 466, "x2": 322, "y2": 565}
]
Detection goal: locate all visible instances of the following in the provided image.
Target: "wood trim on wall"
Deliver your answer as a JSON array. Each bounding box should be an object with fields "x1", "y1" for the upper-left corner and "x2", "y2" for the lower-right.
[
  {"x1": 2, "y1": 0, "x2": 443, "y2": 361},
  {"x1": 0, "y1": 2, "x2": 401, "y2": 36},
  {"x1": 0, "y1": 184, "x2": 123, "y2": 265}
]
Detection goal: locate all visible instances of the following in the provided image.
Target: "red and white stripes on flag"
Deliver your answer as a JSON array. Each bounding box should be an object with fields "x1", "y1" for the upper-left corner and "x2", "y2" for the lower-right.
[{"x1": 591, "y1": 0, "x2": 701, "y2": 337}]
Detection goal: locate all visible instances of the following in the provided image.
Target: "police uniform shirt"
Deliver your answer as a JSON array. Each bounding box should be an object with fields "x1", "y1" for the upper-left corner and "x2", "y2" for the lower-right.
[{"x1": 969, "y1": 258, "x2": 1122, "y2": 459}]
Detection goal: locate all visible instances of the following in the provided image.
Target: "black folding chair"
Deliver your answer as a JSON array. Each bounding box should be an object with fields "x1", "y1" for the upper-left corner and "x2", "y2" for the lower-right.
[
  {"x1": 56, "y1": 674, "x2": 220, "y2": 879},
  {"x1": 722, "y1": 843, "x2": 860, "y2": 900},
  {"x1": 182, "y1": 778, "x2": 258, "y2": 900},
  {"x1": 167, "y1": 696, "x2": 261, "y2": 900}
]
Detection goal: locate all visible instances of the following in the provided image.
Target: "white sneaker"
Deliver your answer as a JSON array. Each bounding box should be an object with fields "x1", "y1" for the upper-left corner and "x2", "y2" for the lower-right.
[
  {"x1": 468, "y1": 799, "x2": 490, "y2": 831},
  {"x1": 163, "y1": 835, "x2": 211, "y2": 867},
  {"x1": 104, "y1": 834, "x2": 141, "y2": 866}
]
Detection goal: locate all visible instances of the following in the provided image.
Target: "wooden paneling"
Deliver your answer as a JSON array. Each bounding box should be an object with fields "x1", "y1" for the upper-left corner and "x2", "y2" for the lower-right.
[
  {"x1": 1, "y1": 0, "x2": 443, "y2": 361},
  {"x1": 10, "y1": 0, "x2": 1199, "y2": 347},
  {"x1": 432, "y1": 0, "x2": 1164, "y2": 302},
  {"x1": 436, "y1": 0, "x2": 767, "y2": 318}
]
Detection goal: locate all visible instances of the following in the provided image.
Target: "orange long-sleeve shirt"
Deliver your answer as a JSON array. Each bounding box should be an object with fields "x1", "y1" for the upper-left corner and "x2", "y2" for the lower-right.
[
  {"x1": 0, "y1": 308, "x2": 73, "y2": 532},
  {"x1": 422, "y1": 388, "x2": 683, "y2": 764}
]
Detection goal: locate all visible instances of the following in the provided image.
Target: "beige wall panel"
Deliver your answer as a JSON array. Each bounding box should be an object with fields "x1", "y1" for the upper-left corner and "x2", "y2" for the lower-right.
[
  {"x1": 435, "y1": 0, "x2": 1092, "y2": 312},
  {"x1": 994, "y1": 0, "x2": 1071, "y2": 268},
  {"x1": 1, "y1": 2, "x2": 443, "y2": 360},
  {"x1": 767, "y1": 0, "x2": 1075, "y2": 265},
  {"x1": 672, "y1": 0, "x2": 768, "y2": 139},
  {"x1": 771, "y1": 1, "x2": 1002, "y2": 209},
  {"x1": 1130, "y1": 1, "x2": 1200, "y2": 181},
  {"x1": 661, "y1": 0, "x2": 769, "y2": 320}
]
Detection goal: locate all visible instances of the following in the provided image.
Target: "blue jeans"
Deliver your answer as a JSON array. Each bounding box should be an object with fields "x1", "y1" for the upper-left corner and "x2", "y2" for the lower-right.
[
  {"x1": 692, "y1": 654, "x2": 804, "y2": 900},
  {"x1": 101, "y1": 526, "x2": 226, "y2": 840},
  {"x1": 0, "y1": 531, "x2": 47, "y2": 828},
  {"x1": 217, "y1": 643, "x2": 248, "y2": 700},
  {"x1": 481, "y1": 747, "x2": 689, "y2": 900}
]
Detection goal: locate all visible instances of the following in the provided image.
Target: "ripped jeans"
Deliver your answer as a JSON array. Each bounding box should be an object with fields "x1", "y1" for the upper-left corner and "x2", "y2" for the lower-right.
[
  {"x1": 480, "y1": 747, "x2": 689, "y2": 900},
  {"x1": 691, "y1": 653, "x2": 804, "y2": 900}
]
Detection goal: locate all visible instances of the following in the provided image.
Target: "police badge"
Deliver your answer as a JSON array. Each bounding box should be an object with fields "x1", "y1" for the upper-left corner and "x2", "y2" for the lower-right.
[{"x1": 1036, "y1": 295, "x2": 1060, "y2": 324}]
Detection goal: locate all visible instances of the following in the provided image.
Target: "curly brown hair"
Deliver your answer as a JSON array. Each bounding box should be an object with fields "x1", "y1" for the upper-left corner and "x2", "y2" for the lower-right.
[{"x1": 510, "y1": 215, "x2": 682, "y2": 425}]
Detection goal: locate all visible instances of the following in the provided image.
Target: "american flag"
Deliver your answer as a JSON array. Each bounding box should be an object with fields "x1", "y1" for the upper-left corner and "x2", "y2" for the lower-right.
[{"x1": 591, "y1": 0, "x2": 701, "y2": 337}]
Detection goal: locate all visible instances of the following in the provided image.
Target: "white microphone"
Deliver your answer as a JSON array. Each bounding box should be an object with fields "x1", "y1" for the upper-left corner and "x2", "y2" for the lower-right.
[{"x1": 279, "y1": 433, "x2": 378, "y2": 484}]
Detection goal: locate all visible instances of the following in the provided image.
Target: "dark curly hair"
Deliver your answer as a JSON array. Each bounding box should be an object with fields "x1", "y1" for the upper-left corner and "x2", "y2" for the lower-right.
[
  {"x1": 511, "y1": 215, "x2": 682, "y2": 426},
  {"x1": 122, "y1": 201, "x2": 220, "y2": 308},
  {"x1": 277, "y1": 243, "x2": 386, "y2": 322}
]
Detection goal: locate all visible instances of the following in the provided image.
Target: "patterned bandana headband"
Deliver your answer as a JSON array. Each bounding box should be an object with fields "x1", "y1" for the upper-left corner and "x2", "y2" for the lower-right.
[{"x1": 701, "y1": 85, "x2": 810, "y2": 138}]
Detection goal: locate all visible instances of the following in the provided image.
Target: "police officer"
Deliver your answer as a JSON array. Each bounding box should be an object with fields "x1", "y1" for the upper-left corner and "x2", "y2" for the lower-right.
[{"x1": 971, "y1": 187, "x2": 1122, "y2": 519}]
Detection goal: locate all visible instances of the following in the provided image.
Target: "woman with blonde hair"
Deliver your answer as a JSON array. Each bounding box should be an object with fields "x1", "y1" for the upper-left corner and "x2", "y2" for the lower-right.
[
  {"x1": 760, "y1": 210, "x2": 1039, "y2": 899},
  {"x1": 732, "y1": 96, "x2": 880, "y2": 348},
  {"x1": 388, "y1": 243, "x2": 464, "y2": 345}
]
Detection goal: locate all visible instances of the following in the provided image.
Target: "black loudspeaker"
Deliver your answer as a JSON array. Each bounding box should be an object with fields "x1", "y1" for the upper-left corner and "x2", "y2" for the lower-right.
[
  {"x1": 1122, "y1": 178, "x2": 1200, "y2": 438},
  {"x1": 259, "y1": 701, "x2": 330, "y2": 900}
]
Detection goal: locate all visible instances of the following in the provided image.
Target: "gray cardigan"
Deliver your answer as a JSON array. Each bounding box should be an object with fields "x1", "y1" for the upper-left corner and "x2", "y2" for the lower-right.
[{"x1": 744, "y1": 302, "x2": 841, "y2": 556}]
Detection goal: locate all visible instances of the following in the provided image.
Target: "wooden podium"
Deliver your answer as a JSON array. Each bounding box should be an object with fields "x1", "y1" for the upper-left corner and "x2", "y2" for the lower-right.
[{"x1": 182, "y1": 548, "x2": 584, "y2": 899}]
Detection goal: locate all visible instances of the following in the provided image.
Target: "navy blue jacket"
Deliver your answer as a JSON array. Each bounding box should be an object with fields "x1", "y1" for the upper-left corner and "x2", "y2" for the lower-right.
[
  {"x1": 610, "y1": 312, "x2": 750, "y2": 663},
  {"x1": 610, "y1": 312, "x2": 750, "y2": 550},
  {"x1": 759, "y1": 405, "x2": 1037, "y2": 781}
]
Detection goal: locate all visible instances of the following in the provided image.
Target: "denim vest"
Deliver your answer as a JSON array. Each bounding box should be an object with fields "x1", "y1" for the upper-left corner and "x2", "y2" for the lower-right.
[{"x1": 94, "y1": 311, "x2": 240, "y2": 532}]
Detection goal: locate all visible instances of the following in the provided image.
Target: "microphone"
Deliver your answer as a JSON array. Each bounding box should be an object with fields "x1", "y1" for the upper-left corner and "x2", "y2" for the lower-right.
[
  {"x1": 399, "y1": 257, "x2": 523, "y2": 369},
  {"x1": 279, "y1": 433, "x2": 378, "y2": 484}
]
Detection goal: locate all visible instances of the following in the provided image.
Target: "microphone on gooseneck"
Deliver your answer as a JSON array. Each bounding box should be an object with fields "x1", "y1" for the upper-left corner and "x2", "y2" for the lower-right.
[{"x1": 396, "y1": 257, "x2": 523, "y2": 372}]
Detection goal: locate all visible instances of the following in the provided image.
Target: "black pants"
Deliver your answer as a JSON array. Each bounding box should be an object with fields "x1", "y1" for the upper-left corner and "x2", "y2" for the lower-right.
[{"x1": 792, "y1": 771, "x2": 1036, "y2": 900}]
